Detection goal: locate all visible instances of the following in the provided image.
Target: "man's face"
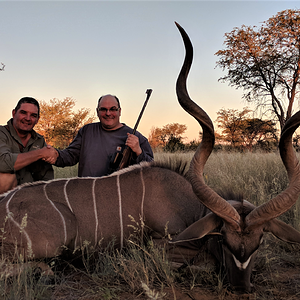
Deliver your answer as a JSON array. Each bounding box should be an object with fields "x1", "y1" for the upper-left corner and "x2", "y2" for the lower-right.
[
  {"x1": 12, "y1": 103, "x2": 39, "y2": 134},
  {"x1": 97, "y1": 95, "x2": 122, "y2": 131}
]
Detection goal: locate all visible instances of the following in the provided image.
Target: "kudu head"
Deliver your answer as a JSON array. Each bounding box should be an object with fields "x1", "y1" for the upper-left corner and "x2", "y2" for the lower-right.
[{"x1": 173, "y1": 22, "x2": 300, "y2": 293}]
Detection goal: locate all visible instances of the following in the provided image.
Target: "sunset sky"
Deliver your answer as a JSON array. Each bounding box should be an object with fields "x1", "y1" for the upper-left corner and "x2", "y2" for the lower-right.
[{"x1": 1, "y1": 0, "x2": 298, "y2": 141}]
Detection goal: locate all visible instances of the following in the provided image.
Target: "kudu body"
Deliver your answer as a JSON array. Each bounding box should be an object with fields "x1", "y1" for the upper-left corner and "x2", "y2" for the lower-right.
[
  {"x1": 0, "y1": 165, "x2": 206, "y2": 262},
  {"x1": 0, "y1": 23, "x2": 300, "y2": 293}
]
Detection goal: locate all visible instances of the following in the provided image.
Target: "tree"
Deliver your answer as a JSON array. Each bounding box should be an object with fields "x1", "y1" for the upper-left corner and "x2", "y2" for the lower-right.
[
  {"x1": 216, "y1": 108, "x2": 278, "y2": 151},
  {"x1": 164, "y1": 136, "x2": 185, "y2": 152},
  {"x1": 148, "y1": 123, "x2": 187, "y2": 150},
  {"x1": 216, "y1": 107, "x2": 251, "y2": 148},
  {"x1": 185, "y1": 139, "x2": 200, "y2": 151},
  {"x1": 239, "y1": 118, "x2": 278, "y2": 151},
  {"x1": 148, "y1": 126, "x2": 164, "y2": 149},
  {"x1": 293, "y1": 134, "x2": 300, "y2": 151},
  {"x1": 35, "y1": 97, "x2": 96, "y2": 149},
  {"x1": 216, "y1": 9, "x2": 300, "y2": 130}
]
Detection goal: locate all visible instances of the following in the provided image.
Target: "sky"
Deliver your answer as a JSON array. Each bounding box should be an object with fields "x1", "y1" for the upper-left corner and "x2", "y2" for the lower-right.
[{"x1": 1, "y1": 0, "x2": 299, "y2": 142}]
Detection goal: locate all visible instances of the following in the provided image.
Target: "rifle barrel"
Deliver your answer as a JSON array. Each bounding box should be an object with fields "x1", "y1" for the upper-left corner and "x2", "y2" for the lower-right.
[
  {"x1": 132, "y1": 89, "x2": 152, "y2": 134},
  {"x1": 118, "y1": 89, "x2": 152, "y2": 170}
]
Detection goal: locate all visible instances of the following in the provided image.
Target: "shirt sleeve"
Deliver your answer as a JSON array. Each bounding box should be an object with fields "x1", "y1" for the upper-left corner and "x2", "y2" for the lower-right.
[
  {"x1": 131, "y1": 134, "x2": 154, "y2": 164},
  {"x1": 0, "y1": 130, "x2": 18, "y2": 173},
  {"x1": 55, "y1": 128, "x2": 82, "y2": 167}
]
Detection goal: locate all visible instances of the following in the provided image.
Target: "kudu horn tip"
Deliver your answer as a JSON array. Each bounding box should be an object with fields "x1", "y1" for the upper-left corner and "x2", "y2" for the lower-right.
[{"x1": 174, "y1": 21, "x2": 181, "y2": 28}]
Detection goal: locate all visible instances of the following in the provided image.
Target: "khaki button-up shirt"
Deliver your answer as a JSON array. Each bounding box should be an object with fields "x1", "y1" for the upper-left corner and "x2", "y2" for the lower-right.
[{"x1": 0, "y1": 119, "x2": 54, "y2": 185}]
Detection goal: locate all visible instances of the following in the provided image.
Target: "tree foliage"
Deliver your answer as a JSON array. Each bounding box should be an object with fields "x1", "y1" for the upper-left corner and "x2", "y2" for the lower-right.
[
  {"x1": 216, "y1": 107, "x2": 252, "y2": 148},
  {"x1": 216, "y1": 108, "x2": 278, "y2": 151},
  {"x1": 35, "y1": 97, "x2": 96, "y2": 149},
  {"x1": 216, "y1": 9, "x2": 300, "y2": 130},
  {"x1": 164, "y1": 136, "x2": 185, "y2": 152},
  {"x1": 293, "y1": 134, "x2": 300, "y2": 151},
  {"x1": 148, "y1": 123, "x2": 187, "y2": 150}
]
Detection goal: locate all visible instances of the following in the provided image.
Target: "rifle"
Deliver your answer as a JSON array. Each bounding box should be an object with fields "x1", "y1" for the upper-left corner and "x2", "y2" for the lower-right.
[{"x1": 118, "y1": 89, "x2": 152, "y2": 170}]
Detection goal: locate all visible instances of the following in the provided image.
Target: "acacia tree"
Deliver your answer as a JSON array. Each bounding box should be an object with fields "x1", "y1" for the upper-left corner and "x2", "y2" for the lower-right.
[
  {"x1": 217, "y1": 108, "x2": 277, "y2": 151},
  {"x1": 216, "y1": 9, "x2": 300, "y2": 130},
  {"x1": 35, "y1": 97, "x2": 95, "y2": 149},
  {"x1": 216, "y1": 107, "x2": 251, "y2": 148},
  {"x1": 148, "y1": 123, "x2": 187, "y2": 150},
  {"x1": 239, "y1": 118, "x2": 278, "y2": 151}
]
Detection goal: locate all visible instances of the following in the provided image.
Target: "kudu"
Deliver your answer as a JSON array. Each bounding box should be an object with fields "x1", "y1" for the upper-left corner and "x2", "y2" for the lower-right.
[
  {"x1": 172, "y1": 22, "x2": 300, "y2": 292},
  {"x1": 0, "y1": 23, "x2": 299, "y2": 294}
]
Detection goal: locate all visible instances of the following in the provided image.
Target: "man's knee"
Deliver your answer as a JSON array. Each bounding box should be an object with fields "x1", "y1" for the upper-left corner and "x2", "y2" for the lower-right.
[{"x1": 0, "y1": 173, "x2": 17, "y2": 194}]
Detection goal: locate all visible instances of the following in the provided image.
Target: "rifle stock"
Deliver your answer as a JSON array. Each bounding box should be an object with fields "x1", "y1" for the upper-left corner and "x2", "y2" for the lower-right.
[
  {"x1": 118, "y1": 146, "x2": 132, "y2": 170},
  {"x1": 118, "y1": 89, "x2": 152, "y2": 170}
]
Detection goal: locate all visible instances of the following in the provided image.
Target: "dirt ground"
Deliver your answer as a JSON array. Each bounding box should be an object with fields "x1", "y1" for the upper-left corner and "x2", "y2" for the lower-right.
[
  {"x1": 51, "y1": 254, "x2": 300, "y2": 300},
  {"x1": 49, "y1": 235, "x2": 300, "y2": 300},
  {"x1": 6, "y1": 234, "x2": 299, "y2": 300}
]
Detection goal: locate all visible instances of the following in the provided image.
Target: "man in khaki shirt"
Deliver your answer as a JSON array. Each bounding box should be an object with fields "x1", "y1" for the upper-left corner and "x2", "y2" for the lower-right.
[{"x1": 0, "y1": 97, "x2": 58, "y2": 193}]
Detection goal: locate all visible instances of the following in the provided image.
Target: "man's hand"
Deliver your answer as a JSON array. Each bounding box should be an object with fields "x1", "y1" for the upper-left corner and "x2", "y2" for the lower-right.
[
  {"x1": 125, "y1": 133, "x2": 142, "y2": 156},
  {"x1": 41, "y1": 145, "x2": 58, "y2": 164},
  {"x1": 14, "y1": 145, "x2": 58, "y2": 171}
]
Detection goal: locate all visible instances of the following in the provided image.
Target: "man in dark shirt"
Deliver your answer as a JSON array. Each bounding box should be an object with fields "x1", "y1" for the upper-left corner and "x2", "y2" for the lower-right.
[{"x1": 54, "y1": 94, "x2": 153, "y2": 177}]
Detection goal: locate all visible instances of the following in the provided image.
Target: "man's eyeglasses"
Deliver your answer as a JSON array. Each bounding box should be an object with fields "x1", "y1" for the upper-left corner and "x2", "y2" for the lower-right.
[{"x1": 97, "y1": 107, "x2": 120, "y2": 113}]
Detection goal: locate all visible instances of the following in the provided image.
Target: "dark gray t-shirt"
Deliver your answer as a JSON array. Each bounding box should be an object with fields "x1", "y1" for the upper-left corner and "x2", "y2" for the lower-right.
[{"x1": 55, "y1": 122, "x2": 153, "y2": 177}]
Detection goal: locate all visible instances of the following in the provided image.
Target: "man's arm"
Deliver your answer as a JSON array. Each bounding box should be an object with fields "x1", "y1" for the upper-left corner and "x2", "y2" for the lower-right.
[
  {"x1": 135, "y1": 140, "x2": 154, "y2": 163},
  {"x1": 54, "y1": 129, "x2": 82, "y2": 167},
  {"x1": 127, "y1": 132, "x2": 154, "y2": 163},
  {"x1": 14, "y1": 146, "x2": 58, "y2": 171},
  {"x1": 0, "y1": 129, "x2": 57, "y2": 173},
  {"x1": 125, "y1": 133, "x2": 142, "y2": 156}
]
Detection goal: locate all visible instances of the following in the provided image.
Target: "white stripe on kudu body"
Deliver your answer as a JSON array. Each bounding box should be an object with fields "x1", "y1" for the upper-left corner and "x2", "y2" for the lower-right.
[
  {"x1": 140, "y1": 168, "x2": 146, "y2": 221},
  {"x1": 5, "y1": 189, "x2": 33, "y2": 257},
  {"x1": 43, "y1": 185, "x2": 68, "y2": 244},
  {"x1": 116, "y1": 174, "x2": 124, "y2": 248},
  {"x1": 63, "y1": 179, "x2": 74, "y2": 213},
  {"x1": 92, "y1": 179, "x2": 98, "y2": 247}
]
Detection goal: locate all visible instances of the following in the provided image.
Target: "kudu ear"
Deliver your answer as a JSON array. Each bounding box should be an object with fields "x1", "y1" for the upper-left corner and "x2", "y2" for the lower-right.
[
  {"x1": 170, "y1": 213, "x2": 222, "y2": 243},
  {"x1": 264, "y1": 219, "x2": 300, "y2": 244}
]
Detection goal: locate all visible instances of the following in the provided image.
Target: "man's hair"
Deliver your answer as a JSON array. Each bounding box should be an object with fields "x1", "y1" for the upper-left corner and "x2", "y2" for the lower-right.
[
  {"x1": 98, "y1": 95, "x2": 121, "y2": 108},
  {"x1": 15, "y1": 97, "x2": 40, "y2": 116}
]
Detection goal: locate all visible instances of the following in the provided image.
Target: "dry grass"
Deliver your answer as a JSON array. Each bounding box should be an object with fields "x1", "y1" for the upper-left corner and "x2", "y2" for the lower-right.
[
  {"x1": 1, "y1": 151, "x2": 300, "y2": 299},
  {"x1": 154, "y1": 151, "x2": 300, "y2": 229}
]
